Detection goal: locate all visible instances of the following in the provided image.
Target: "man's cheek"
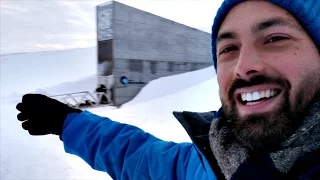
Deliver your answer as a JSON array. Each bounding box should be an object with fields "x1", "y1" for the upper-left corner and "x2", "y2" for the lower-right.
[{"x1": 219, "y1": 91, "x2": 228, "y2": 104}]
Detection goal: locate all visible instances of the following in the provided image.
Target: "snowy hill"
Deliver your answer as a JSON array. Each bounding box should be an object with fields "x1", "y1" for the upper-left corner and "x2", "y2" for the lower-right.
[
  {"x1": 0, "y1": 47, "x2": 220, "y2": 180},
  {"x1": 0, "y1": 47, "x2": 97, "y2": 97}
]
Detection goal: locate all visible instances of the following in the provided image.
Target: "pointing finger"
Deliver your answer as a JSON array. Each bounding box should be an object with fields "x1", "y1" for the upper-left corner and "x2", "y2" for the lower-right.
[{"x1": 22, "y1": 94, "x2": 34, "y2": 104}]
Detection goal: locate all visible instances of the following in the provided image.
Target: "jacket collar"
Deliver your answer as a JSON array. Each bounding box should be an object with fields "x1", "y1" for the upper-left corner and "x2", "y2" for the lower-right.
[{"x1": 173, "y1": 109, "x2": 226, "y2": 180}]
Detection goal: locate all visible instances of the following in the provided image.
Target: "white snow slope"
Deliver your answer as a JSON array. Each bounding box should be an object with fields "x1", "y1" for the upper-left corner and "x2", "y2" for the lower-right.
[{"x1": 0, "y1": 47, "x2": 221, "y2": 180}]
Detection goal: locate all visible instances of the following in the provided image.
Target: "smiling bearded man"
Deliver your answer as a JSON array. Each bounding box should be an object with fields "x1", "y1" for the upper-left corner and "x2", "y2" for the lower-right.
[
  {"x1": 213, "y1": 1, "x2": 320, "y2": 148},
  {"x1": 208, "y1": 0, "x2": 320, "y2": 178}
]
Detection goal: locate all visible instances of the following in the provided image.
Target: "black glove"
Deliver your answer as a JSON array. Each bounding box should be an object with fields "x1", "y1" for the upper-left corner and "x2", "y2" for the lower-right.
[{"x1": 16, "y1": 94, "x2": 82, "y2": 138}]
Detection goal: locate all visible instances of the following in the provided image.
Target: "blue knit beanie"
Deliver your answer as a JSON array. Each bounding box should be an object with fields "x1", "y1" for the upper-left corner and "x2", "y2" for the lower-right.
[{"x1": 211, "y1": 0, "x2": 320, "y2": 71}]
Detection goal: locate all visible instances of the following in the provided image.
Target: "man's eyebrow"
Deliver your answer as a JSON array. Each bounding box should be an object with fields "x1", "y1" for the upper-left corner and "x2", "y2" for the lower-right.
[
  {"x1": 216, "y1": 32, "x2": 238, "y2": 45},
  {"x1": 252, "y1": 17, "x2": 304, "y2": 34}
]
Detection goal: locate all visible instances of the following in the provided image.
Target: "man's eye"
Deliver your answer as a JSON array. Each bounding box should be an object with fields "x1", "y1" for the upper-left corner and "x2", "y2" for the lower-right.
[
  {"x1": 219, "y1": 46, "x2": 238, "y2": 55},
  {"x1": 264, "y1": 36, "x2": 290, "y2": 44}
]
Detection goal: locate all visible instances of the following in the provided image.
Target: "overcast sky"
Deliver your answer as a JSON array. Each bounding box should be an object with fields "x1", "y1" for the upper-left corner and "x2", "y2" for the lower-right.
[{"x1": 0, "y1": 0, "x2": 223, "y2": 54}]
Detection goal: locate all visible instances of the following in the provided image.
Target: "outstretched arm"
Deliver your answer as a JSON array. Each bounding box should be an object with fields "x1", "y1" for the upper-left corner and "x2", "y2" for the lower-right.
[
  {"x1": 16, "y1": 94, "x2": 212, "y2": 180},
  {"x1": 62, "y1": 111, "x2": 204, "y2": 180}
]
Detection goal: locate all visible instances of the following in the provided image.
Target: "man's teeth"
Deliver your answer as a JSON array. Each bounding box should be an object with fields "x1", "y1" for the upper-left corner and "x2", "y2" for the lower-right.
[
  {"x1": 246, "y1": 101, "x2": 261, "y2": 106},
  {"x1": 241, "y1": 90, "x2": 278, "y2": 102}
]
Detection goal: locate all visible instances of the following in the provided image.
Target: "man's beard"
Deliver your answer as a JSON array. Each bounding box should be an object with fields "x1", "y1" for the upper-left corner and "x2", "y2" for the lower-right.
[{"x1": 221, "y1": 72, "x2": 320, "y2": 150}]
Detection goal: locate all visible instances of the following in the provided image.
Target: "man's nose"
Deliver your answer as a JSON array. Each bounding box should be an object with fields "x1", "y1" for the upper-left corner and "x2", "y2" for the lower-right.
[{"x1": 234, "y1": 46, "x2": 265, "y2": 79}]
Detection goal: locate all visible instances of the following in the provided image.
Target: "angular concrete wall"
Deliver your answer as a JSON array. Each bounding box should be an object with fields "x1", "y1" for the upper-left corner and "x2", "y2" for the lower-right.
[{"x1": 97, "y1": 1, "x2": 213, "y2": 106}]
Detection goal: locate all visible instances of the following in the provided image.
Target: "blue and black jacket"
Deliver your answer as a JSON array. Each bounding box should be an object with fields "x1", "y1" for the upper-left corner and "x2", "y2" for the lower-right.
[{"x1": 62, "y1": 110, "x2": 224, "y2": 180}]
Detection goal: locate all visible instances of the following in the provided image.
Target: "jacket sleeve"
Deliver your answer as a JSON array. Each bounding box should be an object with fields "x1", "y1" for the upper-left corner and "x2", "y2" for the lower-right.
[{"x1": 61, "y1": 110, "x2": 201, "y2": 180}]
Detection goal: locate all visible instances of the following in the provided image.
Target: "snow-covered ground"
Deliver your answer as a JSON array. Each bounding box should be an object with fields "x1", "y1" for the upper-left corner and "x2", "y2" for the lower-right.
[{"x1": 0, "y1": 48, "x2": 221, "y2": 180}]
